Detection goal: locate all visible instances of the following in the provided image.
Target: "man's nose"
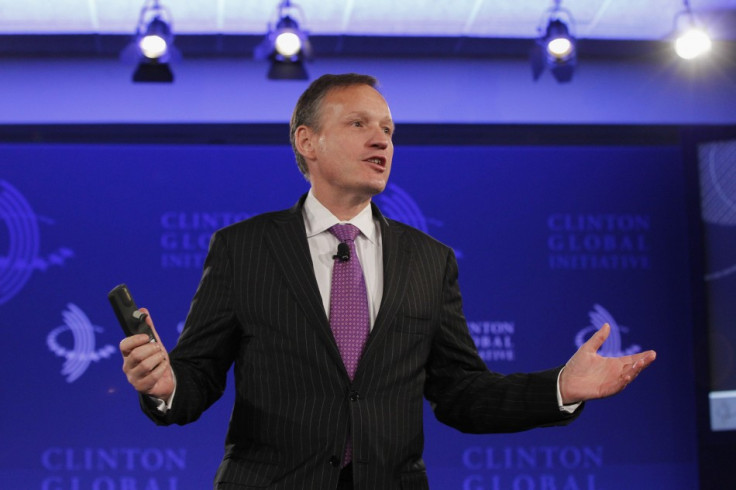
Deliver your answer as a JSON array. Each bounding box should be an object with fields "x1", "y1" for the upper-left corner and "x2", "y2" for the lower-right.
[{"x1": 369, "y1": 127, "x2": 390, "y2": 149}]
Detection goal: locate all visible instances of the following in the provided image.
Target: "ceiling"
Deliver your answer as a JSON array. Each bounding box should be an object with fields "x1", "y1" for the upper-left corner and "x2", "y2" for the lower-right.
[{"x1": 1, "y1": 0, "x2": 736, "y2": 41}]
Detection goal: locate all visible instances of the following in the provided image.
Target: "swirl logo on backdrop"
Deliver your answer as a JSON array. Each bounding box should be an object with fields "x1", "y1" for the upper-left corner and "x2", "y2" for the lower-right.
[
  {"x1": 547, "y1": 213, "x2": 650, "y2": 270},
  {"x1": 376, "y1": 184, "x2": 432, "y2": 233},
  {"x1": 0, "y1": 180, "x2": 74, "y2": 305},
  {"x1": 376, "y1": 183, "x2": 462, "y2": 258},
  {"x1": 46, "y1": 303, "x2": 116, "y2": 383},
  {"x1": 574, "y1": 304, "x2": 641, "y2": 356}
]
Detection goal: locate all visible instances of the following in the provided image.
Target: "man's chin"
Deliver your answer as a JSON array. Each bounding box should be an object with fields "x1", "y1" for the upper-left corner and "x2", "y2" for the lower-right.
[
  {"x1": 366, "y1": 182, "x2": 388, "y2": 197},
  {"x1": 367, "y1": 177, "x2": 389, "y2": 195}
]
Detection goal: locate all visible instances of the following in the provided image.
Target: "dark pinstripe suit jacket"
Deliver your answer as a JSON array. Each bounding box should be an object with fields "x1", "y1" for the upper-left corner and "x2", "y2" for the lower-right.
[{"x1": 143, "y1": 195, "x2": 581, "y2": 489}]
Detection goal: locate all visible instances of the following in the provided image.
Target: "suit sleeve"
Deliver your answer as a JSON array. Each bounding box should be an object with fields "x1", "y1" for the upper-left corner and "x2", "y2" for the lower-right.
[
  {"x1": 423, "y1": 248, "x2": 582, "y2": 434},
  {"x1": 142, "y1": 230, "x2": 241, "y2": 426}
]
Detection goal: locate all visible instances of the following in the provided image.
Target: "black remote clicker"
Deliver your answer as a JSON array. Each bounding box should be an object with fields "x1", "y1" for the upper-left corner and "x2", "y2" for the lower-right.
[{"x1": 108, "y1": 284, "x2": 156, "y2": 342}]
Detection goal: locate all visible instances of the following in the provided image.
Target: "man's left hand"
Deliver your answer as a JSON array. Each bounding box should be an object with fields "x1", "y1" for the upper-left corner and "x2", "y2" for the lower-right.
[{"x1": 559, "y1": 323, "x2": 657, "y2": 405}]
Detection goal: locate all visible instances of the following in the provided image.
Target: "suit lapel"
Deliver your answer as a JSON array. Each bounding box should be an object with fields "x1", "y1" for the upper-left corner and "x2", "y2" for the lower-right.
[
  {"x1": 356, "y1": 203, "x2": 411, "y2": 371},
  {"x1": 266, "y1": 196, "x2": 346, "y2": 374}
]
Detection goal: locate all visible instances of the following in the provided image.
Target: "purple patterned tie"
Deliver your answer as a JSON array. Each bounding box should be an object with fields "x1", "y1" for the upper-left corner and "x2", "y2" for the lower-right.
[
  {"x1": 328, "y1": 223, "x2": 370, "y2": 380},
  {"x1": 328, "y1": 223, "x2": 370, "y2": 466}
]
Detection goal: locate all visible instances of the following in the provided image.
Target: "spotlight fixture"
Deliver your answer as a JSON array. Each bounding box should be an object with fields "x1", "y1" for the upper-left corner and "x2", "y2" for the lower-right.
[
  {"x1": 531, "y1": 0, "x2": 577, "y2": 83},
  {"x1": 673, "y1": 0, "x2": 712, "y2": 60},
  {"x1": 254, "y1": 0, "x2": 313, "y2": 80},
  {"x1": 122, "y1": 0, "x2": 179, "y2": 83}
]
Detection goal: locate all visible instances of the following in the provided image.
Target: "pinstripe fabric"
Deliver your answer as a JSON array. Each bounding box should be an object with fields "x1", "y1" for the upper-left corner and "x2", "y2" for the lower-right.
[{"x1": 141, "y1": 194, "x2": 581, "y2": 490}]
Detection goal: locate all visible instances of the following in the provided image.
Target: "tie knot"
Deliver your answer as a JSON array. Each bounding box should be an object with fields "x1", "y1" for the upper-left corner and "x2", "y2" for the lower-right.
[{"x1": 329, "y1": 223, "x2": 361, "y2": 242}]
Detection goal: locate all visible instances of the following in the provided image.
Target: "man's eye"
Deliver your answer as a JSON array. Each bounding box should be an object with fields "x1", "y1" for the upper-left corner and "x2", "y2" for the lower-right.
[{"x1": 352, "y1": 121, "x2": 362, "y2": 127}]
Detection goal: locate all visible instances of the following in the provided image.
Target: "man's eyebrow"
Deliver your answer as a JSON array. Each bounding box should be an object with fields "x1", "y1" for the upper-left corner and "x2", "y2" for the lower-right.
[
  {"x1": 344, "y1": 111, "x2": 369, "y2": 119},
  {"x1": 344, "y1": 111, "x2": 394, "y2": 130},
  {"x1": 345, "y1": 111, "x2": 392, "y2": 122}
]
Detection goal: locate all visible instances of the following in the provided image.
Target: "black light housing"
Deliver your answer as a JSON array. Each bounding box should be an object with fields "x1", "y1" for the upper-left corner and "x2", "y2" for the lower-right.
[
  {"x1": 133, "y1": 61, "x2": 174, "y2": 83},
  {"x1": 544, "y1": 19, "x2": 576, "y2": 62},
  {"x1": 531, "y1": 0, "x2": 577, "y2": 83},
  {"x1": 255, "y1": 1, "x2": 312, "y2": 80},
  {"x1": 123, "y1": 0, "x2": 178, "y2": 83}
]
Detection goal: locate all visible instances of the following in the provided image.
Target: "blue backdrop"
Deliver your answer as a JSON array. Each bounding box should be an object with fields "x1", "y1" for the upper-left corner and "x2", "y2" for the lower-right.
[{"x1": 0, "y1": 141, "x2": 696, "y2": 489}]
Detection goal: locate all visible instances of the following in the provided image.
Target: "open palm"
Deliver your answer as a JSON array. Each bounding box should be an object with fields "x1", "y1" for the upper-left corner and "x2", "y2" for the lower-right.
[{"x1": 560, "y1": 323, "x2": 656, "y2": 404}]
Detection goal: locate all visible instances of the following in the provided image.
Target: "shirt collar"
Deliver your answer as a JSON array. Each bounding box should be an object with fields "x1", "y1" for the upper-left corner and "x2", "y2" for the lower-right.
[{"x1": 303, "y1": 189, "x2": 376, "y2": 244}]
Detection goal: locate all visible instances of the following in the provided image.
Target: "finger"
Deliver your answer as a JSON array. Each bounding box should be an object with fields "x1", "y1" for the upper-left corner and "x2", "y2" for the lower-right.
[
  {"x1": 119, "y1": 333, "x2": 156, "y2": 356},
  {"x1": 136, "y1": 348, "x2": 168, "y2": 374},
  {"x1": 631, "y1": 350, "x2": 657, "y2": 371},
  {"x1": 616, "y1": 349, "x2": 655, "y2": 366},
  {"x1": 132, "y1": 362, "x2": 168, "y2": 393},
  {"x1": 139, "y1": 307, "x2": 166, "y2": 348},
  {"x1": 127, "y1": 348, "x2": 168, "y2": 384},
  {"x1": 620, "y1": 351, "x2": 657, "y2": 387},
  {"x1": 122, "y1": 344, "x2": 160, "y2": 375},
  {"x1": 586, "y1": 323, "x2": 611, "y2": 352},
  {"x1": 150, "y1": 358, "x2": 171, "y2": 380}
]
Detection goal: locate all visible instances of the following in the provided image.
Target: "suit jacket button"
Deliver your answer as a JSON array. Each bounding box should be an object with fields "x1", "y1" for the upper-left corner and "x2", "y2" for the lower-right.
[
  {"x1": 349, "y1": 391, "x2": 360, "y2": 402},
  {"x1": 329, "y1": 456, "x2": 340, "y2": 467}
]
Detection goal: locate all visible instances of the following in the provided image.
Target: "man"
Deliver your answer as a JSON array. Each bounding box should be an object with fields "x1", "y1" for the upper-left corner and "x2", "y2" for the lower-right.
[{"x1": 120, "y1": 73, "x2": 656, "y2": 490}]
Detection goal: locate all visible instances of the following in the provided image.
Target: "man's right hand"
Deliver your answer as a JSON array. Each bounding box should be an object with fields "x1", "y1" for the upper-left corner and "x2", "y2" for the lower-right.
[{"x1": 119, "y1": 308, "x2": 175, "y2": 402}]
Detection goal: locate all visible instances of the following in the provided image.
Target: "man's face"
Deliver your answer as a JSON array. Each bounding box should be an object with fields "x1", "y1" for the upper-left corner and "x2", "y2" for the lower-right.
[{"x1": 304, "y1": 84, "x2": 394, "y2": 204}]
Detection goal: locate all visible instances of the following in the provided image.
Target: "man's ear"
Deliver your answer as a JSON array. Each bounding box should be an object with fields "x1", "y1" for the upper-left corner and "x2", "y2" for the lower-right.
[{"x1": 294, "y1": 125, "x2": 316, "y2": 161}]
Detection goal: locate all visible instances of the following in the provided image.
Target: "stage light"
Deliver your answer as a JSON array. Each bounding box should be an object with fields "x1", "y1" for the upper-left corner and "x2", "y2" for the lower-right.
[
  {"x1": 545, "y1": 21, "x2": 574, "y2": 60},
  {"x1": 673, "y1": 0, "x2": 712, "y2": 60},
  {"x1": 254, "y1": 1, "x2": 313, "y2": 80},
  {"x1": 675, "y1": 28, "x2": 712, "y2": 59},
  {"x1": 274, "y1": 18, "x2": 303, "y2": 57},
  {"x1": 139, "y1": 18, "x2": 170, "y2": 59},
  {"x1": 122, "y1": 0, "x2": 179, "y2": 83},
  {"x1": 531, "y1": 0, "x2": 577, "y2": 83}
]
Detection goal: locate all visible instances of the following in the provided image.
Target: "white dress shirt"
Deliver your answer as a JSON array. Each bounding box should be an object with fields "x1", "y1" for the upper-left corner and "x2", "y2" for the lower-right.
[{"x1": 302, "y1": 189, "x2": 383, "y2": 329}]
